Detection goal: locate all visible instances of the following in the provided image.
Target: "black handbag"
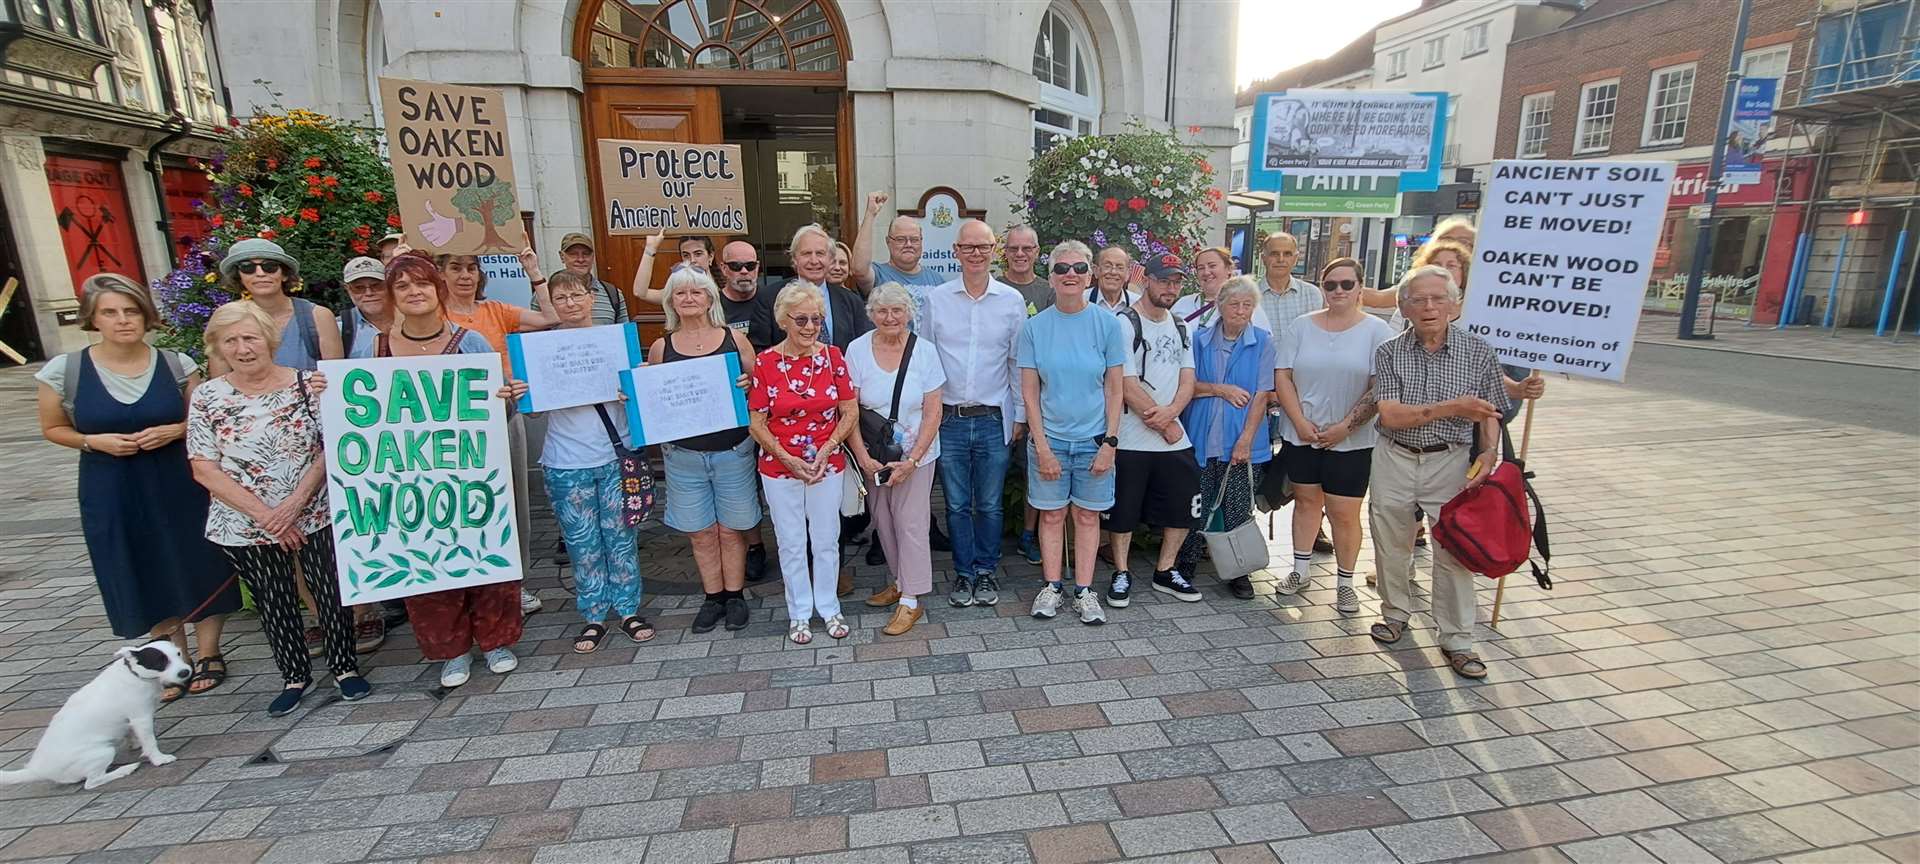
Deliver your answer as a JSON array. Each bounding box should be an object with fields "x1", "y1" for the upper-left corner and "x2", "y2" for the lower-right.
[{"x1": 857, "y1": 333, "x2": 915, "y2": 466}]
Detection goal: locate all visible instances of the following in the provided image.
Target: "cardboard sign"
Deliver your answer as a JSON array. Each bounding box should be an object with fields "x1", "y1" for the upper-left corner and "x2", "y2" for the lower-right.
[
  {"x1": 597, "y1": 139, "x2": 747, "y2": 236},
  {"x1": 318, "y1": 354, "x2": 523, "y2": 604},
  {"x1": 379, "y1": 77, "x2": 527, "y2": 255},
  {"x1": 1461, "y1": 160, "x2": 1674, "y2": 382}
]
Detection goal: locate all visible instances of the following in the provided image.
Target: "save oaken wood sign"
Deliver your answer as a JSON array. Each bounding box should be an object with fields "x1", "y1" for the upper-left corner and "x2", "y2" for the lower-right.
[{"x1": 379, "y1": 77, "x2": 529, "y2": 254}]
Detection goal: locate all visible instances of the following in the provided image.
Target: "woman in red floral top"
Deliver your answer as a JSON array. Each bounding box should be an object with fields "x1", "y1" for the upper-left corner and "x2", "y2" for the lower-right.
[{"x1": 748, "y1": 281, "x2": 858, "y2": 644}]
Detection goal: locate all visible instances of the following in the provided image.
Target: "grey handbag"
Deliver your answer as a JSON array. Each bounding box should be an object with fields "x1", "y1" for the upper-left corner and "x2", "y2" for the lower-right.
[{"x1": 1202, "y1": 462, "x2": 1270, "y2": 581}]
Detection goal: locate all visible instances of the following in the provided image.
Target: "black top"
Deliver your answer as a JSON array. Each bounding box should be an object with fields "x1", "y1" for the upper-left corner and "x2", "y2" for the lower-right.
[
  {"x1": 661, "y1": 328, "x2": 752, "y2": 451},
  {"x1": 720, "y1": 288, "x2": 778, "y2": 352}
]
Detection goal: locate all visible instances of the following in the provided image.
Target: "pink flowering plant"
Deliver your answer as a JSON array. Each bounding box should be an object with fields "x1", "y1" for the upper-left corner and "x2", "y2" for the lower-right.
[{"x1": 1001, "y1": 121, "x2": 1221, "y2": 263}]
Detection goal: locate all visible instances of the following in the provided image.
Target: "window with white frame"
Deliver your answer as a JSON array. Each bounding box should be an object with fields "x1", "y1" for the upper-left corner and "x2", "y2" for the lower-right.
[
  {"x1": 1518, "y1": 92, "x2": 1553, "y2": 158},
  {"x1": 1388, "y1": 49, "x2": 1407, "y2": 78},
  {"x1": 1643, "y1": 63, "x2": 1695, "y2": 145},
  {"x1": 1741, "y1": 45, "x2": 1790, "y2": 134},
  {"x1": 1464, "y1": 23, "x2": 1489, "y2": 57},
  {"x1": 1236, "y1": 116, "x2": 1250, "y2": 143},
  {"x1": 1230, "y1": 165, "x2": 1247, "y2": 190},
  {"x1": 1576, "y1": 79, "x2": 1619, "y2": 153},
  {"x1": 1424, "y1": 36, "x2": 1447, "y2": 69},
  {"x1": 1031, "y1": 5, "x2": 1100, "y2": 156}
]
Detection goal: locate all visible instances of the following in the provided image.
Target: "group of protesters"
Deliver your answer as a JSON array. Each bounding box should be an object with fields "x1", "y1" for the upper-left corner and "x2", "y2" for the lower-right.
[{"x1": 36, "y1": 196, "x2": 1539, "y2": 711}]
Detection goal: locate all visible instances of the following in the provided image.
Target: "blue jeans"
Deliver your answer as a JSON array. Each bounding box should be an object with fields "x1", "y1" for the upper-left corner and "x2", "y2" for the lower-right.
[
  {"x1": 938, "y1": 412, "x2": 1010, "y2": 576},
  {"x1": 1026, "y1": 436, "x2": 1116, "y2": 512}
]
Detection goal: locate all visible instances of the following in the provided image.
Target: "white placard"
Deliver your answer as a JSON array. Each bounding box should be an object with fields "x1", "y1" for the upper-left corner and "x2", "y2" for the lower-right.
[
  {"x1": 479, "y1": 254, "x2": 533, "y2": 307},
  {"x1": 1461, "y1": 160, "x2": 1674, "y2": 382},
  {"x1": 620, "y1": 353, "x2": 750, "y2": 446},
  {"x1": 506, "y1": 323, "x2": 640, "y2": 413}
]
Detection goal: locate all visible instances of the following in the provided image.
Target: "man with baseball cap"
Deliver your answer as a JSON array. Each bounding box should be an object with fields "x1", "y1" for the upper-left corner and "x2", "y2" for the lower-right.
[
  {"x1": 556, "y1": 232, "x2": 632, "y2": 326},
  {"x1": 1103, "y1": 253, "x2": 1203, "y2": 607},
  {"x1": 338, "y1": 255, "x2": 391, "y2": 363}
]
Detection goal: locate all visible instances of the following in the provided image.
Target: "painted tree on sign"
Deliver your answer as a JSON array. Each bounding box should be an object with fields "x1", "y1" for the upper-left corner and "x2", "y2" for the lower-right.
[{"x1": 451, "y1": 182, "x2": 518, "y2": 251}]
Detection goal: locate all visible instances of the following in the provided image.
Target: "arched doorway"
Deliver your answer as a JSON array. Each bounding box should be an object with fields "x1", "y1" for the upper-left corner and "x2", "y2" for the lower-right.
[{"x1": 575, "y1": 0, "x2": 854, "y2": 324}]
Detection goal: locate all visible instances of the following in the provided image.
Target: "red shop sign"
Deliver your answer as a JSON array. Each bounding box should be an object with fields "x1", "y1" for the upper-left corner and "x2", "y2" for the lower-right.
[
  {"x1": 46, "y1": 154, "x2": 145, "y2": 296},
  {"x1": 162, "y1": 166, "x2": 212, "y2": 263},
  {"x1": 1666, "y1": 157, "x2": 1812, "y2": 209}
]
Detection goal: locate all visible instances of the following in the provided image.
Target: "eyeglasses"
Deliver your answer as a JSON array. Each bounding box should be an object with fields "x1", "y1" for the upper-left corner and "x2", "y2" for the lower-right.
[
  {"x1": 789, "y1": 314, "x2": 825, "y2": 327},
  {"x1": 955, "y1": 243, "x2": 993, "y2": 254},
  {"x1": 237, "y1": 260, "x2": 283, "y2": 275},
  {"x1": 1323, "y1": 279, "x2": 1358, "y2": 292},
  {"x1": 1051, "y1": 262, "x2": 1090, "y2": 275},
  {"x1": 1404, "y1": 296, "x2": 1450, "y2": 307},
  {"x1": 550, "y1": 291, "x2": 591, "y2": 305},
  {"x1": 1005, "y1": 245, "x2": 1039, "y2": 254},
  {"x1": 724, "y1": 261, "x2": 760, "y2": 272},
  {"x1": 886, "y1": 235, "x2": 922, "y2": 245}
]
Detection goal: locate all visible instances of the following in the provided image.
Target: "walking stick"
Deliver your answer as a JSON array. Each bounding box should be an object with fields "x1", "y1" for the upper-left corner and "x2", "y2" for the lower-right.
[{"x1": 1490, "y1": 370, "x2": 1540, "y2": 629}]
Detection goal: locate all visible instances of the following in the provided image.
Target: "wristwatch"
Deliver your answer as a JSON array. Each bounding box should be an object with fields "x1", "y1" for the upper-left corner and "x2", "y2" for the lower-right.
[{"x1": 1095, "y1": 435, "x2": 1118, "y2": 448}]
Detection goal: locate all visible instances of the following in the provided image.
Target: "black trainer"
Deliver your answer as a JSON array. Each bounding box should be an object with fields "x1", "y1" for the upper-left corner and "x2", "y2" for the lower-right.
[
  {"x1": 723, "y1": 596, "x2": 750, "y2": 630},
  {"x1": 866, "y1": 542, "x2": 885, "y2": 566},
  {"x1": 1152, "y1": 568, "x2": 1203, "y2": 602},
  {"x1": 1106, "y1": 570, "x2": 1133, "y2": 608},
  {"x1": 746, "y1": 544, "x2": 773, "y2": 583},
  {"x1": 1227, "y1": 575, "x2": 1255, "y2": 600},
  {"x1": 691, "y1": 597, "x2": 726, "y2": 633}
]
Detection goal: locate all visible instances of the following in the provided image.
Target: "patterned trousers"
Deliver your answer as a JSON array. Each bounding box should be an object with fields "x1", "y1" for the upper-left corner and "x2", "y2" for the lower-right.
[
  {"x1": 406, "y1": 582, "x2": 524, "y2": 661},
  {"x1": 1176, "y1": 459, "x2": 1265, "y2": 576},
  {"x1": 544, "y1": 462, "x2": 642, "y2": 622},
  {"x1": 221, "y1": 531, "x2": 357, "y2": 686}
]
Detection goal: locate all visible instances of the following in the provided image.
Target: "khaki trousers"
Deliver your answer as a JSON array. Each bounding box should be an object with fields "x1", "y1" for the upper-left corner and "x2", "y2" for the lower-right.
[{"x1": 1368, "y1": 442, "x2": 1479, "y2": 653}]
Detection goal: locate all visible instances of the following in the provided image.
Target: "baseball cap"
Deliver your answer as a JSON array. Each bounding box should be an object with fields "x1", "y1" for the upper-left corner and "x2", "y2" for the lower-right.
[
  {"x1": 1144, "y1": 253, "x2": 1188, "y2": 280},
  {"x1": 561, "y1": 232, "x2": 595, "y2": 253},
  {"x1": 379, "y1": 232, "x2": 405, "y2": 246},
  {"x1": 342, "y1": 256, "x2": 385, "y2": 283}
]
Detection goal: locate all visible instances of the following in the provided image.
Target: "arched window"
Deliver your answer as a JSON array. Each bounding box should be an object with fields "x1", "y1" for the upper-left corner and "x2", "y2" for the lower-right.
[
  {"x1": 586, "y1": 0, "x2": 842, "y2": 74},
  {"x1": 1031, "y1": 5, "x2": 1098, "y2": 156}
]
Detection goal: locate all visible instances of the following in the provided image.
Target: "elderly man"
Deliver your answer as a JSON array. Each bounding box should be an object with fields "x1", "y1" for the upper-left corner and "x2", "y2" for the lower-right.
[
  {"x1": 921, "y1": 219, "x2": 1027, "y2": 607},
  {"x1": 779, "y1": 224, "x2": 872, "y2": 352},
  {"x1": 1090, "y1": 246, "x2": 1138, "y2": 312},
  {"x1": 851, "y1": 191, "x2": 949, "y2": 322},
  {"x1": 999, "y1": 225, "x2": 1051, "y2": 316},
  {"x1": 555, "y1": 232, "x2": 632, "y2": 326},
  {"x1": 1366, "y1": 265, "x2": 1511, "y2": 680},
  {"x1": 1258, "y1": 231, "x2": 1333, "y2": 554}
]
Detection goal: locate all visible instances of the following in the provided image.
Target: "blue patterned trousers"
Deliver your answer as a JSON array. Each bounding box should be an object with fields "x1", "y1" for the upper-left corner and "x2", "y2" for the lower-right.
[{"x1": 543, "y1": 462, "x2": 642, "y2": 622}]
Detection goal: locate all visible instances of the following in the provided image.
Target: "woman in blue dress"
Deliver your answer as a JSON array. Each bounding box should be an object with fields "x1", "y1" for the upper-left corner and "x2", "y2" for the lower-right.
[{"x1": 35, "y1": 274, "x2": 238, "y2": 702}]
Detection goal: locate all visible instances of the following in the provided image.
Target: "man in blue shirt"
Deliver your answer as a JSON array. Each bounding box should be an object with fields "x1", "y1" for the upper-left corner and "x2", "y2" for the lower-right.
[{"x1": 850, "y1": 191, "x2": 950, "y2": 325}]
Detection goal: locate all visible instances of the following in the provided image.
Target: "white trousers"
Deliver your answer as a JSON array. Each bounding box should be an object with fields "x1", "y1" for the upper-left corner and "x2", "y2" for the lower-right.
[
  {"x1": 1368, "y1": 442, "x2": 1479, "y2": 653},
  {"x1": 763, "y1": 470, "x2": 844, "y2": 624}
]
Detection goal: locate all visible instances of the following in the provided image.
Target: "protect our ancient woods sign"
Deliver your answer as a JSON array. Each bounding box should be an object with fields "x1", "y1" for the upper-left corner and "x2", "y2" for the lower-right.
[
  {"x1": 379, "y1": 77, "x2": 528, "y2": 255},
  {"x1": 318, "y1": 355, "x2": 523, "y2": 604},
  {"x1": 597, "y1": 139, "x2": 747, "y2": 236},
  {"x1": 1461, "y1": 160, "x2": 1674, "y2": 382}
]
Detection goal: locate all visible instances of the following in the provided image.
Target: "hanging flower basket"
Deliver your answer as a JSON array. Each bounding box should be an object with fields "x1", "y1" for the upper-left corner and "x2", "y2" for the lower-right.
[{"x1": 1001, "y1": 121, "x2": 1221, "y2": 263}]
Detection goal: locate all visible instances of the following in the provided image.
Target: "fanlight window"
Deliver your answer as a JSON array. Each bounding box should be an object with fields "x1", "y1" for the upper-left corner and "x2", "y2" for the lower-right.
[{"x1": 588, "y1": 0, "x2": 841, "y2": 73}]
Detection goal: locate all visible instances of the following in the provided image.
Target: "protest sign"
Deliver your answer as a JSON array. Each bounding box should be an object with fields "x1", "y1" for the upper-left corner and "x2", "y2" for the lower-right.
[
  {"x1": 318, "y1": 354, "x2": 522, "y2": 604},
  {"x1": 620, "y1": 353, "x2": 749, "y2": 446},
  {"x1": 506, "y1": 323, "x2": 641, "y2": 413},
  {"x1": 379, "y1": 77, "x2": 527, "y2": 255},
  {"x1": 1249, "y1": 91, "x2": 1447, "y2": 191},
  {"x1": 479, "y1": 254, "x2": 533, "y2": 307},
  {"x1": 1274, "y1": 174, "x2": 1401, "y2": 217},
  {"x1": 597, "y1": 139, "x2": 747, "y2": 236},
  {"x1": 1722, "y1": 79, "x2": 1776, "y2": 187},
  {"x1": 1461, "y1": 160, "x2": 1674, "y2": 382}
]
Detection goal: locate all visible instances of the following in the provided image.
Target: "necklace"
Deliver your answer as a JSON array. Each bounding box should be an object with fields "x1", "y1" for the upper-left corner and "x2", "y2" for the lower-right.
[{"x1": 400, "y1": 323, "x2": 445, "y2": 342}]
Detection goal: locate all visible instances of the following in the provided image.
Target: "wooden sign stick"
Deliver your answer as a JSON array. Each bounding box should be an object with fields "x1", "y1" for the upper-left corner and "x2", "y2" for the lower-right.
[
  {"x1": 1490, "y1": 369, "x2": 1541, "y2": 629},
  {"x1": 0, "y1": 279, "x2": 25, "y2": 366}
]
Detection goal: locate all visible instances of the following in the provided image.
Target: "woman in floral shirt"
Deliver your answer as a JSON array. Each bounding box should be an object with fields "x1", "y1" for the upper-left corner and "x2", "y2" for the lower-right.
[
  {"x1": 748, "y1": 281, "x2": 859, "y2": 644},
  {"x1": 188, "y1": 301, "x2": 369, "y2": 717}
]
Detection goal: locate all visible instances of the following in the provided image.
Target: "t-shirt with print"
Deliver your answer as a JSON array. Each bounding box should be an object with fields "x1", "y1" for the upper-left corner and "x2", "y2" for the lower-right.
[
  {"x1": 748, "y1": 345, "x2": 855, "y2": 479},
  {"x1": 1003, "y1": 274, "x2": 1053, "y2": 317},
  {"x1": 185, "y1": 374, "x2": 329, "y2": 547},
  {"x1": 846, "y1": 333, "x2": 947, "y2": 467},
  {"x1": 870, "y1": 262, "x2": 948, "y2": 330},
  {"x1": 1116, "y1": 310, "x2": 1194, "y2": 452},
  {"x1": 1017, "y1": 304, "x2": 1127, "y2": 443}
]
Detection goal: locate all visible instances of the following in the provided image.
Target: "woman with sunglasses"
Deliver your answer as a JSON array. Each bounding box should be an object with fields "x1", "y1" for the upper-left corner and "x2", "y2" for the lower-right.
[
  {"x1": 208, "y1": 238, "x2": 342, "y2": 375},
  {"x1": 1273, "y1": 257, "x2": 1395, "y2": 613}
]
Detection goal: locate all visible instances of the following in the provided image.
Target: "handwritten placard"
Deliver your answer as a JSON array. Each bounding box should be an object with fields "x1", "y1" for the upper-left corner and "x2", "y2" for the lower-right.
[
  {"x1": 506, "y1": 323, "x2": 641, "y2": 413},
  {"x1": 619, "y1": 353, "x2": 749, "y2": 446},
  {"x1": 597, "y1": 140, "x2": 747, "y2": 236},
  {"x1": 379, "y1": 77, "x2": 527, "y2": 254}
]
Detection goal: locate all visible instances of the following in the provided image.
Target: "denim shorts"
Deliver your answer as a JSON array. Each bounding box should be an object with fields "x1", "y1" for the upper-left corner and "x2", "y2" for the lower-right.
[
  {"x1": 1026, "y1": 435, "x2": 1115, "y2": 512},
  {"x1": 660, "y1": 436, "x2": 762, "y2": 532}
]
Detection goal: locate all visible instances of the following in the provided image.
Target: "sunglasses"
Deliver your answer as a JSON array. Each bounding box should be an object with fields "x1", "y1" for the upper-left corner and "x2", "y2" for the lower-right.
[
  {"x1": 237, "y1": 260, "x2": 283, "y2": 275},
  {"x1": 1323, "y1": 279, "x2": 1358, "y2": 292},
  {"x1": 724, "y1": 261, "x2": 760, "y2": 272},
  {"x1": 1051, "y1": 262, "x2": 1091, "y2": 275},
  {"x1": 789, "y1": 314, "x2": 825, "y2": 327}
]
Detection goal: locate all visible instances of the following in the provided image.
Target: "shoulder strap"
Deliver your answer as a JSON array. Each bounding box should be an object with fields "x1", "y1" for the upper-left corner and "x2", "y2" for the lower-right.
[
  {"x1": 592, "y1": 403, "x2": 629, "y2": 453},
  {"x1": 59, "y1": 349, "x2": 85, "y2": 420},
  {"x1": 294, "y1": 370, "x2": 315, "y2": 422},
  {"x1": 376, "y1": 332, "x2": 392, "y2": 358},
  {"x1": 340, "y1": 308, "x2": 358, "y2": 357},
  {"x1": 159, "y1": 349, "x2": 188, "y2": 394},
  {"x1": 1182, "y1": 301, "x2": 1214, "y2": 324},
  {"x1": 1173, "y1": 318, "x2": 1189, "y2": 351},
  {"x1": 293, "y1": 298, "x2": 320, "y2": 361},
  {"x1": 1522, "y1": 469, "x2": 1552, "y2": 590},
  {"x1": 887, "y1": 333, "x2": 915, "y2": 421},
  {"x1": 441, "y1": 326, "x2": 468, "y2": 355}
]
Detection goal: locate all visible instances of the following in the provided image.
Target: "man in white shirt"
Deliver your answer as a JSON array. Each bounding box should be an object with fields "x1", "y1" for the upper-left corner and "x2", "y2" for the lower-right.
[
  {"x1": 922, "y1": 219, "x2": 1028, "y2": 608},
  {"x1": 1103, "y1": 254, "x2": 1203, "y2": 607},
  {"x1": 1090, "y1": 246, "x2": 1138, "y2": 312}
]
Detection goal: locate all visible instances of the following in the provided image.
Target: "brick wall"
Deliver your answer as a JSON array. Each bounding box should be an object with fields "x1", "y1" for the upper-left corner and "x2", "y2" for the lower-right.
[{"x1": 1494, "y1": 0, "x2": 1812, "y2": 161}]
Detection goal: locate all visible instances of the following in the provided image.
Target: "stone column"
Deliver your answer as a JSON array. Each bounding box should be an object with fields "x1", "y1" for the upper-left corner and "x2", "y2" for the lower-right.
[{"x1": 0, "y1": 133, "x2": 87, "y2": 355}]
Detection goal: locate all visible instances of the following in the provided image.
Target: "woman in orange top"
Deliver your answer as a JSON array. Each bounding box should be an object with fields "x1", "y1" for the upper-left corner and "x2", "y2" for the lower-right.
[{"x1": 436, "y1": 249, "x2": 559, "y2": 614}]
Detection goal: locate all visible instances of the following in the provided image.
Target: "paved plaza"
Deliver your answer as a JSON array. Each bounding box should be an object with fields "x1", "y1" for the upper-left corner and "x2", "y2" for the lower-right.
[{"x1": 0, "y1": 359, "x2": 1915, "y2": 864}]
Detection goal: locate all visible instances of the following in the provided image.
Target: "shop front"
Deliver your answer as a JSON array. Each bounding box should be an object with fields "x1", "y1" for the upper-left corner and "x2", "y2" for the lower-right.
[{"x1": 1651, "y1": 157, "x2": 1812, "y2": 323}]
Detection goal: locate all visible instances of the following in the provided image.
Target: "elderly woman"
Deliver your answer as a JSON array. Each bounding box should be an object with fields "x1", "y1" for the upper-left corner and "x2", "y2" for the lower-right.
[
  {"x1": 437, "y1": 249, "x2": 557, "y2": 617},
  {"x1": 1019, "y1": 240, "x2": 1125, "y2": 625},
  {"x1": 207, "y1": 238, "x2": 342, "y2": 375},
  {"x1": 347, "y1": 253, "x2": 523, "y2": 687},
  {"x1": 748, "y1": 281, "x2": 859, "y2": 644},
  {"x1": 1175, "y1": 276, "x2": 1278, "y2": 600},
  {"x1": 847, "y1": 283, "x2": 945, "y2": 636},
  {"x1": 1172, "y1": 247, "x2": 1272, "y2": 332},
  {"x1": 648, "y1": 268, "x2": 761, "y2": 634},
  {"x1": 1274, "y1": 258, "x2": 1395, "y2": 613},
  {"x1": 36, "y1": 275, "x2": 237, "y2": 702},
  {"x1": 188, "y1": 300, "x2": 368, "y2": 716},
  {"x1": 518, "y1": 270, "x2": 651, "y2": 652}
]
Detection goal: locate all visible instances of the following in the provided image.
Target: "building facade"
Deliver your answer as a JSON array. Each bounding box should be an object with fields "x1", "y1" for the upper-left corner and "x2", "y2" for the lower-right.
[
  {"x1": 209, "y1": 0, "x2": 1236, "y2": 318},
  {"x1": 0, "y1": 0, "x2": 230, "y2": 360}
]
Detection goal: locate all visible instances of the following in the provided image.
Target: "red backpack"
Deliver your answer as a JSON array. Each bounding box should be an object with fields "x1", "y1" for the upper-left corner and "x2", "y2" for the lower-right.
[{"x1": 1433, "y1": 462, "x2": 1553, "y2": 589}]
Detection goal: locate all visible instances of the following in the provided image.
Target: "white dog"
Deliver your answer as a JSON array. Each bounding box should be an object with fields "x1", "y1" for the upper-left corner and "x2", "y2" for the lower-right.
[{"x1": 0, "y1": 642, "x2": 189, "y2": 789}]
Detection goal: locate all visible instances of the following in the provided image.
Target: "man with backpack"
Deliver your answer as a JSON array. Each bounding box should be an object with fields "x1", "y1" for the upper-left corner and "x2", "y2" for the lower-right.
[{"x1": 1101, "y1": 255, "x2": 1203, "y2": 607}]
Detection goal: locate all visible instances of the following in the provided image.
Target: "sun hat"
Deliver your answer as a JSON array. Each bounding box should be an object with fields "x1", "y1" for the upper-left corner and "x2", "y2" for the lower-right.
[{"x1": 219, "y1": 238, "x2": 300, "y2": 281}]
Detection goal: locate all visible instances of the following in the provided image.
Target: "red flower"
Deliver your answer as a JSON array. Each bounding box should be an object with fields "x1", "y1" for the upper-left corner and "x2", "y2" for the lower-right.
[
  {"x1": 1128, "y1": 197, "x2": 1147, "y2": 211},
  {"x1": 351, "y1": 239, "x2": 370, "y2": 254},
  {"x1": 305, "y1": 174, "x2": 320, "y2": 185},
  {"x1": 354, "y1": 224, "x2": 372, "y2": 238},
  {"x1": 278, "y1": 216, "x2": 297, "y2": 228},
  {"x1": 1161, "y1": 203, "x2": 1174, "y2": 215},
  {"x1": 1088, "y1": 175, "x2": 1099, "y2": 185},
  {"x1": 386, "y1": 212, "x2": 403, "y2": 228},
  {"x1": 237, "y1": 184, "x2": 254, "y2": 198},
  {"x1": 321, "y1": 175, "x2": 339, "y2": 188},
  {"x1": 299, "y1": 207, "x2": 320, "y2": 222},
  {"x1": 364, "y1": 190, "x2": 384, "y2": 204},
  {"x1": 266, "y1": 158, "x2": 279, "y2": 169},
  {"x1": 210, "y1": 214, "x2": 225, "y2": 227},
  {"x1": 306, "y1": 185, "x2": 325, "y2": 198},
  {"x1": 1103, "y1": 198, "x2": 1120, "y2": 214},
  {"x1": 259, "y1": 229, "x2": 277, "y2": 239},
  {"x1": 303, "y1": 157, "x2": 323, "y2": 169}
]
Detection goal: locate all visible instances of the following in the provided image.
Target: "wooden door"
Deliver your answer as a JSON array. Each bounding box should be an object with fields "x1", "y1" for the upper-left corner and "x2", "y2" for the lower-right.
[{"x1": 583, "y1": 85, "x2": 722, "y2": 337}]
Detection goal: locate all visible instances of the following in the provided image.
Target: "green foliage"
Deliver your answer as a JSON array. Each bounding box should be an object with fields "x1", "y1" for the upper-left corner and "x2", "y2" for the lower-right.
[{"x1": 1000, "y1": 122, "x2": 1222, "y2": 263}]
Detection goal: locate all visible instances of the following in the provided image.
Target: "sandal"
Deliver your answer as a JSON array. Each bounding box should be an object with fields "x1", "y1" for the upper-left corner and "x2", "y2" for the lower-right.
[
  {"x1": 825, "y1": 615, "x2": 850, "y2": 640},
  {"x1": 1369, "y1": 620, "x2": 1407, "y2": 645},
  {"x1": 160, "y1": 683, "x2": 187, "y2": 704},
  {"x1": 187, "y1": 655, "x2": 226, "y2": 695},
  {"x1": 619, "y1": 616, "x2": 655, "y2": 643},
  {"x1": 788, "y1": 620, "x2": 812, "y2": 645},
  {"x1": 573, "y1": 623, "x2": 608, "y2": 654},
  {"x1": 1443, "y1": 649, "x2": 1488, "y2": 679}
]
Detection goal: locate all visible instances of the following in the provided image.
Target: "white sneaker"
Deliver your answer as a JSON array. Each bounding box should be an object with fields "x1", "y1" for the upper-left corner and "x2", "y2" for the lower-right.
[
  {"x1": 520, "y1": 589, "x2": 542, "y2": 615},
  {"x1": 1031, "y1": 583, "x2": 1064, "y2": 619},
  {"x1": 1335, "y1": 584, "x2": 1360, "y2": 614},
  {"x1": 1073, "y1": 589, "x2": 1107, "y2": 626},
  {"x1": 439, "y1": 654, "x2": 473, "y2": 688},
  {"x1": 484, "y1": 647, "x2": 518, "y2": 674},
  {"x1": 1278, "y1": 570, "x2": 1311, "y2": 596}
]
